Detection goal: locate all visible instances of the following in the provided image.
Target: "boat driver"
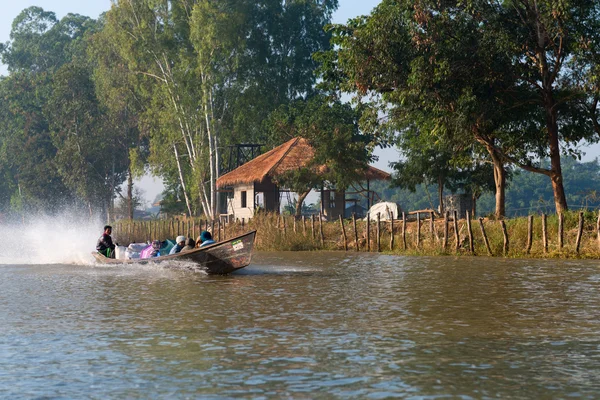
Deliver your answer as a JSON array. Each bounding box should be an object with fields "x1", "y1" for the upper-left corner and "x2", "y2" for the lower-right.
[{"x1": 169, "y1": 236, "x2": 187, "y2": 255}]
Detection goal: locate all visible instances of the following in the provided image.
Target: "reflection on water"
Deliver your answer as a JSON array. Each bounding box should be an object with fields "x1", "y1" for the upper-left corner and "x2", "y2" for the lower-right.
[{"x1": 1, "y1": 253, "x2": 600, "y2": 398}]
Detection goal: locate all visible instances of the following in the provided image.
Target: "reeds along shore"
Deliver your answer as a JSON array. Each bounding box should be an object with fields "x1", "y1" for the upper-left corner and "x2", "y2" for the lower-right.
[{"x1": 111, "y1": 210, "x2": 600, "y2": 258}]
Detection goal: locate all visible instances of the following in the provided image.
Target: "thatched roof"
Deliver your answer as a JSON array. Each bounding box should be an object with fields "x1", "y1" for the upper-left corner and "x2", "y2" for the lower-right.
[{"x1": 216, "y1": 137, "x2": 391, "y2": 188}]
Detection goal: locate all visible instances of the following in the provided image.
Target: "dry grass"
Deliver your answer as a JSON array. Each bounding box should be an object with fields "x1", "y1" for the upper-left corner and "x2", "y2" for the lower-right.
[{"x1": 112, "y1": 211, "x2": 600, "y2": 259}]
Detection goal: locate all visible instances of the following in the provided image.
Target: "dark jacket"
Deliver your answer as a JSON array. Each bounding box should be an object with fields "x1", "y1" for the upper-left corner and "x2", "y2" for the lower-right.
[{"x1": 96, "y1": 233, "x2": 115, "y2": 252}]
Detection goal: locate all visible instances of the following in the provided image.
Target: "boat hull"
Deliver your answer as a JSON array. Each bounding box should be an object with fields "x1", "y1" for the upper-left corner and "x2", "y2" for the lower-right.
[{"x1": 92, "y1": 230, "x2": 256, "y2": 274}]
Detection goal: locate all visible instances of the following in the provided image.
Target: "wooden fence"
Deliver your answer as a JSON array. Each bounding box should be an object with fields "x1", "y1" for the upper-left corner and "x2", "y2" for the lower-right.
[{"x1": 111, "y1": 210, "x2": 600, "y2": 257}]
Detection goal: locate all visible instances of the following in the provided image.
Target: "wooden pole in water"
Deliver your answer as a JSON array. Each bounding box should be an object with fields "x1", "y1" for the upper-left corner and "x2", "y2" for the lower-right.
[
  {"x1": 542, "y1": 213, "x2": 548, "y2": 253},
  {"x1": 500, "y1": 220, "x2": 509, "y2": 256},
  {"x1": 453, "y1": 210, "x2": 459, "y2": 251},
  {"x1": 352, "y1": 213, "x2": 359, "y2": 252},
  {"x1": 339, "y1": 215, "x2": 348, "y2": 251},
  {"x1": 390, "y1": 212, "x2": 395, "y2": 251},
  {"x1": 376, "y1": 212, "x2": 381, "y2": 252},
  {"x1": 479, "y1": 218, "x2": 492, "y2": 256},
  {"x1": 526, "y1": 215, "x2": 533, "y2": 255},
  {"x1": 575, "y1": 212, "x2": 584, "y2": 253},
  {"x1": 318, "y1": 213, "x2": 324, "y2": 248},
  {"x1": 443, "y1": 211, "x2": 449, "y2": 250},
  {"x1": 402, "y1": 212, "x2": 407, "y2": 250},
  {"x1": 466, "y1": 211, "x2": 474, "y2": 254},
  {"x1": 558, "y1": 212, "x2": 564, "y2": 250},
  {"x1": 416, "y1": 212, "x2": 421, "y2": 248},
  {"x1": 366, "y1": 213, "x2": 371, "y2": 252}
]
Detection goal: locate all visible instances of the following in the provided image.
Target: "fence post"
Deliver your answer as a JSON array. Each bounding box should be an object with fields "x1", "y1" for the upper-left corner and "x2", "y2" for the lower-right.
[
  {"x1": 340, "y1": 215, "x2": 348, "y2": 251},
  {"x1": 453, "y1": 211, "x2": 459, "y2": 251},
  {"x1": 311, "y1": 215, "x2": 315, "y2": 240},
  {"x1": 318, "y1": 213, "x2": 325, "y2": 248},
  {"x1": 352, "y1": 213, "x2": 359, "y2": 252},
  {"x1": 282, "y1": 215, "x2": 287, "y2": 237},
  {"x1": 293, "y1": 217, "x2": 297, "y2": 234},
  {"x1": 500, "y1": 220, "x2": 509, "y2": 256},
  {"x1": 479, "y1": 218, "x2": 492, "y2": 256},
  {"x1": 526, "y1": 215, "x2": 533, "y2": 255},
  {"x1": 558, "y1": 212, "x2": 564, "y2": 250},
  {"x1": 443, "y1": 211, "x2": 449, "y2": 249},
  {"x1": 542, "y1": 213, "x2": 548, "y2": 253},
  {"x1": 377, "y1": 212, "x2": 381, "y2": 252},
  {"x1": 597, "y1": 210, "x2": 600, "y2": 251},
  {"x1": 402, "y1": 212, "x2": 407, "y2": 250},
  {"x1": 302, "y1": 215, "x2": 307, "y2": 236},
  {"x1": 430, "y1": 211, "x2": 435, "y2": 243},
  {"x1": 466, "y1": 211, "x2": 474, "y2": 254},
  {"x1": 416, "y1": 212, "x2": 421, "y2": 248},
  {"x1": 575, "y1": 212, "x2": 584, "y2": 253},
  {"x1": 366, "y1": 213, "x2": 371, "y2": 252},
  {"x1": 390, "y1": 212, "x2": 395, "y2": 251}
]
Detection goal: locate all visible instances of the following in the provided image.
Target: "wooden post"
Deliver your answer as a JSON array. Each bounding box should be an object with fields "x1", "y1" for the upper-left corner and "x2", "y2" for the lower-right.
[
  {"x1": 416, "y1": 212, "x2": 421, "y2": 248},
  {"x1": 311, "y1": 215, "x2": 315, "y2": 239},
  {"x1": 187, "y1": 220, "x2": 190, "y2": 238},
  {"x1": 366, "y1": 213, "x2": 371, "y2": 252},
  {"x1": 318, "y1": 213, "x2": 324, "y2": 248},
  {"x1": 500, "y1": 220, "x2": 509, "y2": 256},
  {"x1": 277, "y1": 215, "x2": 281, "y2": 232},
  {"x1": 390, "y1": 212, "x2": 395, "y2": 251},
  {"x1": 542, "y1": 213, "x2": 548, "y2": 253},
  {"x1": 339, "y1": 215, "x2": 348, "y2": 251},
  {"x1": 376, "y1": 212, "x2": 381, "y2": 252},
  {"x1": 597, "y1": 210, "x2": 600, "y2": 251},
  {"x1": 217, "y1": 220, "x2": 221, "y2": 242},
  {"x1": 466, "y1": 211, "x2": 474, "y2": 254},
  {"x1": 575, "y1": 212, "x2": 584, "y2": 253},
  {"x1": 443, "y1": 211, "x2": 449, "y2": 249},
  {"x1": 302, "y1": 216, "x2": 306, "y2": 236},
  {"x1": 526, "y1": 215, "x2": 533, "y2": 255},
  {"x1": 241, "y1": 218, "x2": 245, "y2": 232},
  {"x1": 282, "y1": 215, "x2": 287, "y2": 236},
  {"x1": 293, "y1": 217, "x2": 297, "y2": 234},
  {"x1": 430, "y1": 211, "x2": 435, "y2": 242},
  {"x1": 352, "y1": 213, "x2": 359, "y2": 252},
  {"x1": 402, "y1": 212, "x2": 407, "y2": 250},
  {"x1": 453, "y1": 211, "x2": 459, "y2": 251},
  {"x1": 558, "y1": 212, "x2": 564, "y2": 249},
  {"x1": 211, "y1": 220, "x2": 215, "y2": 236},
  {"x1": 479, "y1": 218, "x2": 492, "y2": 256}
]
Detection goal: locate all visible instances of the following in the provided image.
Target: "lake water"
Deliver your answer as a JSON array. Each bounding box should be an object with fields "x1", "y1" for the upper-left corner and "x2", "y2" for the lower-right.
[{"x1": 1, "y1": 252, "x2": 600, "y2": 398}]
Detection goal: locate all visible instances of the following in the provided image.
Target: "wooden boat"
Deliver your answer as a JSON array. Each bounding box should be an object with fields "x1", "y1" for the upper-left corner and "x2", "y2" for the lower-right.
[{"x1": 92, "y1": 230, "x2": 256, "y2": 275}]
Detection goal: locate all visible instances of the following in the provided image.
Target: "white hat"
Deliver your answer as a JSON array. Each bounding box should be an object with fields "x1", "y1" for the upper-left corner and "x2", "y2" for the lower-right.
[{"x1": 176, "y1": 235, "x2": 186, "y2": 244}]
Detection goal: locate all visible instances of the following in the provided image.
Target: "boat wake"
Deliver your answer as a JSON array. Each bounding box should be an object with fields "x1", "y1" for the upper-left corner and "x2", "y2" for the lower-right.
[{"x1": 0, "y1": 213, "x2": 102, "y2": 266}]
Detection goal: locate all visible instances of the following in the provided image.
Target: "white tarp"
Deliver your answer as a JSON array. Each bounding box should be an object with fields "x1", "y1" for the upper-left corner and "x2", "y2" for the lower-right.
[{"x1": 364, "y1": 202, "x2": 401, "y2": 221}]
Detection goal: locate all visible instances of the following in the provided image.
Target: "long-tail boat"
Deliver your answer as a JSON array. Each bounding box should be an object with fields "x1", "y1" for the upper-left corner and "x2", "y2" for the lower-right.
[{"x1": 92, "y1": 230, "x2": 256, "y2": 275}]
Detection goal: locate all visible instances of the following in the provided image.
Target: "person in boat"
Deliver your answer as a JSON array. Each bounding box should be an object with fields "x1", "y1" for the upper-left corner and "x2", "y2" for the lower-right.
[
  {"x1": 96, "y1": 225, "x2": 116, "y2": 258},
  {"x1": 182, "y1": 237, "x2": 195, "y2": 252},
  {"x1": 150, "y1": 240, "x2": 161, "y2": 257},
  {"x1": 198, "y1": 231, "x2": 216, "y2": 247},
  {"x1": 169, "y1": 236, "x2": 187, "y2": 255}
]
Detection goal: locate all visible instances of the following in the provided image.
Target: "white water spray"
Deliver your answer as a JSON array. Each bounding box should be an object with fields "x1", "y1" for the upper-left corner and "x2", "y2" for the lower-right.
[{"x1": 0, "y1": 212, "x2": 104, "y2": 265}]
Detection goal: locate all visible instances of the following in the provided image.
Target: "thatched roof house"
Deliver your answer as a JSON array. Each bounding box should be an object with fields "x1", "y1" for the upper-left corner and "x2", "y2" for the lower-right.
[
  {"x1": 216, "y1": 137, "x2": 391, "y2": 221},
  {"x1": 217, "y1": 137, "x2": 390, "y2": 188}
]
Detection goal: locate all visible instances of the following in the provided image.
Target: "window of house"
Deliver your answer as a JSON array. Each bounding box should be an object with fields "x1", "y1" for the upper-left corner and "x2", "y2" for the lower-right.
[{"x1": 241, "y1": 191, "x2": 247, "y2": 208}]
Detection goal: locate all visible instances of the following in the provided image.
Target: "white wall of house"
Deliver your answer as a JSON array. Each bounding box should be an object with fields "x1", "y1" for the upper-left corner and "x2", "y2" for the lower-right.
[{"x1": 227, "y1": 183, "x2": 255, "y2": 221}]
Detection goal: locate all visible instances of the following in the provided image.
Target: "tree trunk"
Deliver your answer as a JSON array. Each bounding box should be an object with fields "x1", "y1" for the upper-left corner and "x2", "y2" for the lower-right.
[
  {"x1": 471, "y1": 193, "x2": 478, "y2": 218},
  {"x1": 545, "y1": 101, "x2": 568, "y2": 214},
  {"x1": 127, "y1": 164, "x2": 134, "y2": 220},
  {"x1": 295, "y1": 190, "x2": 310, "y2": 218},
  {"x1": 476, "y1": 135, "x2": 506, "y2": 219}
]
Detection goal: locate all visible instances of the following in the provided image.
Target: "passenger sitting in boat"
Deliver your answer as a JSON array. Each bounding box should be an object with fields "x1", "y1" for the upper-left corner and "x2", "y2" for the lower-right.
[
  {"x1": 198, "y1": 231, "x2": 215, "y2": 247},
  {"x1": 169, "y1": 236, "x2": 186, "y2": 255},
  {"x1": 96, "y1": 225, "x2": 116, "y2": 258},
  {"x1": 182, "y1": 238, "x2": 195, "y2": 252}
]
